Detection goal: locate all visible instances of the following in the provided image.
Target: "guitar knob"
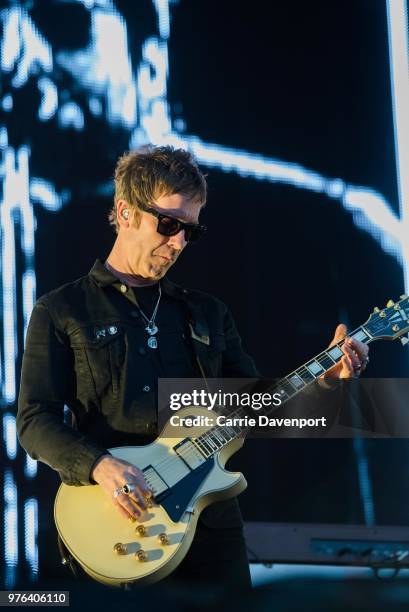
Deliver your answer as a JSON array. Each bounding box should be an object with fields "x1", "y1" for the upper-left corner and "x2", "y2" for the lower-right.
[
  {"x1": 136, "y1": 525, "x2": 147, "y2": 536},
  {"x1": 158, "y1": 533, "x2": 169, "y2": 545},
  {"x1": 387, "y1": 300, "x2": 395, "y2": 307},
  {"x1": 113, "y1": 543, "x2": 127, "y2": 555},
  {"x1": 135, "y1": 549, "x2": 148, "y2": 562}
]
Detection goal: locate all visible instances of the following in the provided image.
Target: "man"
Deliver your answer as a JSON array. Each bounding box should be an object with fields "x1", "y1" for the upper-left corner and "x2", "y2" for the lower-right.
[{"x1": 17, "y1": 145, "x2": 369, "y2": 589}]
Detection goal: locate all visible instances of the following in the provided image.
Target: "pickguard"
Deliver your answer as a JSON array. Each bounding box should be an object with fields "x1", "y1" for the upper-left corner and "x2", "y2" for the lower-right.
[{"x1": 155, "y1": 458, "x2": 214, "y2": 522}]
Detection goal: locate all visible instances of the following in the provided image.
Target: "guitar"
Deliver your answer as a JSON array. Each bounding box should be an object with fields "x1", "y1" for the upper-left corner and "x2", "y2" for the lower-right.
[{"x1": 54, "y1": 295, "x2": 409, "y2": 587}]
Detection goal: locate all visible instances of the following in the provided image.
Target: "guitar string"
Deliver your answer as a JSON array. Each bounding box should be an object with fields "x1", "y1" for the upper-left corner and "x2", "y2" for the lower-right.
[
  {"x1": 138, "y1": 308, "x2": 406, "y2": 482},
  {"x1": 142, "y1": 331, "x2": 371, "y2": 480}
]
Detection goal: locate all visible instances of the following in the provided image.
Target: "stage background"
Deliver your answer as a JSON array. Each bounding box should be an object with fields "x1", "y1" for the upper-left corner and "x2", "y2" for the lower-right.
[{"x1": 1, "y1": 0, "x2": 409, "y2": 588}]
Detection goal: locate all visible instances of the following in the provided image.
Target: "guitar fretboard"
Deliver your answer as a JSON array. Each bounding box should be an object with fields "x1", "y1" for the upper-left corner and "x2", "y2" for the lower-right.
[{"x1": 193, "y1": 324, "x2": 372, "y2": 459}]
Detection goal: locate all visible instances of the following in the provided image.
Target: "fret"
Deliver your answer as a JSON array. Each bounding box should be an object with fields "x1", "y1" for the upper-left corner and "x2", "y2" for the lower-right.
[
  {"x1": 350, "y1": 328, "x2": 370, "y2": 343},
  {"x1": 224, "y1": 425, "x2": 238, "y2": 438},
  {"x1": 327, "y1": 344, "x2": 343, "y2": 362},
  {"x1": 204, "y1": 434, "x2": 219, "y2": 451},
  {"x1": 296, "y1": 366, "x2": 315, "y2": 385},
  {"x1": 306, "y1": 360, "x2": 325, "y2": 377},
  {"x1": 192, "y1": 438, "x2": 208, "y2": 458},
  {"x1": 316, "y1": 352, "x2": 335, "y2": 371},
  {"x1": 287, "y1": 373, "x2": 306, "y2": 390},
  {"x1": 197, "y1": 438, "x2": 212, "y2": 457},
  {"x1": 209, "y1": 430, "x2": 223, "y2": 447},
  {"x1": 218, "y1": 426, "x2": 232, "y2": 441},
  {"x1": 198, "y1": 436, "x2": 214, "y2": 455},
  {"x1": 212, "y1": 429, "x2": 226, "y2": 445},
  {"x1": 278, "y1": 378, "x2": 298, "y2": 398}
]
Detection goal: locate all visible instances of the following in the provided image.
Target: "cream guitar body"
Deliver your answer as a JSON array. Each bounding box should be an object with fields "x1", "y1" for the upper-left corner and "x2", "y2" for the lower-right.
[{"x1": 54, "y1": 406, "x2": 246, "y2": 587}]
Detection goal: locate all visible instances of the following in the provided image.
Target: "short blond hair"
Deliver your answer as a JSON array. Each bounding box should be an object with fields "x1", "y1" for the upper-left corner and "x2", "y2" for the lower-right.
[{"x1": 109, "y1": 145, "x2": 207, "y2": 232}]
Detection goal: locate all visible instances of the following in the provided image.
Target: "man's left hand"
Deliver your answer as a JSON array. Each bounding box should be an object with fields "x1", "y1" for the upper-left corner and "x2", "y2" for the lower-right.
[{"x1": 323, "y1": 323, "x2": 370, "y2": 381}]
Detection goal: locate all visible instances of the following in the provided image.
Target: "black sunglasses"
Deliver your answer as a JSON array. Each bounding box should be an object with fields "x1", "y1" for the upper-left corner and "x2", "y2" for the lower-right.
[{"x1": 139, "y1": 202, "x2": 207, "y2": 242}]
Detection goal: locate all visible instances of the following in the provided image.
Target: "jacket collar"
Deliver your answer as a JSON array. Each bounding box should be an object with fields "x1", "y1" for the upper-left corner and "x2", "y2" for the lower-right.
[
  {"x1": 88, "y1": 259, "x2": 188, "y2": 301},
  {"x1": 89, "y1": 259, "x2": 211, "y2": 353}
]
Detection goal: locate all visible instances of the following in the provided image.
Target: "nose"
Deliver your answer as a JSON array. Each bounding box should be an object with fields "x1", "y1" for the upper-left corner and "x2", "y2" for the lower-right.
[{"x1": 167, "y1": 229, "x2": 187, "y2": 251}]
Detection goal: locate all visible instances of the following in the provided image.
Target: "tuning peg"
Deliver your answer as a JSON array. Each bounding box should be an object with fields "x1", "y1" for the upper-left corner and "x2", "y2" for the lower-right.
[
  {"x1": 373, "y1": 307, "x2": 380, "y2": 313},
  {"x1": 400, "y1": 336, "x2": 409, "y2": 346},
  {"x1": 387, "y1": 300, "x2": 395, "y2": 307},
  {"x1": 400, "y1": 294, "x2": 408, "y2": 300}
]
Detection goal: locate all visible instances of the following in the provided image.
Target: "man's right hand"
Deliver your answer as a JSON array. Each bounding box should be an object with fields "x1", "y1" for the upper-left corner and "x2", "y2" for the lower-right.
[{"x1": 91, "y1": 454, "x2": 153, "y2": 521}]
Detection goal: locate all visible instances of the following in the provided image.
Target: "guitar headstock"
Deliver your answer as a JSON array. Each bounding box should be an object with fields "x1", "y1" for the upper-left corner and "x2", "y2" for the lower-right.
[{"x1": 364, "y1": 295, "x2": 409, "y2": 345}]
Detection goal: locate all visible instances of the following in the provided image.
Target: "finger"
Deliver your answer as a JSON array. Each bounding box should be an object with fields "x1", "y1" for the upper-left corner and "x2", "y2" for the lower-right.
[
  {"x1": 114, "y1": 500, "x2": 133, "y2": 521},
  {"x1": 125, "y1": 479, "x2": 151, "y2": 507},
  {"x1": 342, "y1": 342, "x2": 361, "y2": 370},
  {"x1": 128, "y1": 490, "x2": 147, "y2": 510},
  {"x1": 341, "y1": 354, "x2": 354, "y2": 377},
  {"x1": 135, "y1": 472, "x2": 152, "y2": 496},
  {"x1": 118, "y1": 494, "x2": 143, "y2": 519},
  {"x1": 347, "y1": 338, "x2": 369, "y2": 361},
  {"x1": 330, "y1": 323, "x2": 347, "y2": 346}
]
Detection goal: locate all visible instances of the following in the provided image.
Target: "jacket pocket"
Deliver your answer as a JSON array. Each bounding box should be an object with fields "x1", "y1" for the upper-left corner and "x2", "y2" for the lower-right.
[{"x1": 69, "y1": 323, "x2": 126, "y2": 403}]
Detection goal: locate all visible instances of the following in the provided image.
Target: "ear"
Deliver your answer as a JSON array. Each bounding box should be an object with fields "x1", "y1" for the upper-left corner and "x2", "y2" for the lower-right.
[{"x1": 116, "y1": 200, "x2": 131, "y2": 228}]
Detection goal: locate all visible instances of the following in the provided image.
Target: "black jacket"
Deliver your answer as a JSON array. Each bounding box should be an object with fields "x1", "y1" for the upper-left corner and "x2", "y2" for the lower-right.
[{"x1": 17, "y1": 260, "x2": 260, "y2": 527}]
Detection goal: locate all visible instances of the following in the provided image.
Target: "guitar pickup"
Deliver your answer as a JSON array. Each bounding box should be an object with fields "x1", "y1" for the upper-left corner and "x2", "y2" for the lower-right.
[{"x1": 174, "y1": 439, "x2": 207, "y2": 470}]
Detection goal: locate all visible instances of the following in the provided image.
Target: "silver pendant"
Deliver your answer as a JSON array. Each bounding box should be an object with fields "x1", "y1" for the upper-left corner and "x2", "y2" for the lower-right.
[
  {"x1": 148, "y1": 336, "x2": 158, "y2": 349},
  {"x1": 145, "y1": 323, "x2": 158, "y2": 336}
]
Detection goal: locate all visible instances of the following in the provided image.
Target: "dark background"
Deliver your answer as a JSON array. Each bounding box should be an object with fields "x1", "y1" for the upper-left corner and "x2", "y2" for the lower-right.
[{"x1": 1, "y1": 0, "x2": 409, "y2": 587}]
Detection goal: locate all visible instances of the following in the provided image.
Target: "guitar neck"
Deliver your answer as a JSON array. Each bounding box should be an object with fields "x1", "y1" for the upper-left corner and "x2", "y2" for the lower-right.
[{"x1": 193, "y1": 324, "x2": 374, "y2": 459}]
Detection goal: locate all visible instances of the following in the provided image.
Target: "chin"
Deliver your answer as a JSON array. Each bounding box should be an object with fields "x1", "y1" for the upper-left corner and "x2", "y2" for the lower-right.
[{"x1": 148, "y1": 266, "x2": 166, "y2": 280}]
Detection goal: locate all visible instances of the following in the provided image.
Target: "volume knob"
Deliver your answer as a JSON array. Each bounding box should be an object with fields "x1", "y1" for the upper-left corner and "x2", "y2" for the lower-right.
[
  {"x1": 136, "y1": 549, "x2": 148, "y2": 562},
  {"x1": 158, "y1": 533, "x2": 169, "y2": 545},
  {"x1": 136, "y1": 525, "x2": 147, "y2": 536},
  {"x1": 113, "y1": 543, "x2": 127, "y2": 555}
]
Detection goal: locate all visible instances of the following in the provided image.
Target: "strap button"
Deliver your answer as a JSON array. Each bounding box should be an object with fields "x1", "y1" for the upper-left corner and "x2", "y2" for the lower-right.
[
  {"x1": 143, "y1": 385, "x2": 150, "y2": 392},
  {"x1": 120, "y1": 284, "x2": 128, "y2": 293}
]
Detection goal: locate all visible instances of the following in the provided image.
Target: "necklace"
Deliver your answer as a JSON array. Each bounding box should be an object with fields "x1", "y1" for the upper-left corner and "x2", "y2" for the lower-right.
[{"x1": 135, "y1": 283, "x2": 162, "y2": 349}]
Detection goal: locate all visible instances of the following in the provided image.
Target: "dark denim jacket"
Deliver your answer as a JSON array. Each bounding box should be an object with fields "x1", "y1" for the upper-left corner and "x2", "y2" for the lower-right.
[{"x1": 17, "y1": 260, "x2": 259, "y2": 528}]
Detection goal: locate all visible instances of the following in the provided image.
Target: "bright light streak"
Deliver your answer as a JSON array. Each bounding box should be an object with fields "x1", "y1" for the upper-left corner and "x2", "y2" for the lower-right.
[
  {"x1": 1, "y1": 7, "x2": 52, "y2": 88},
  {"x1": 58, "y1": 102, "x2": 85, "y2": 130},
  {"x1": 4, "y1": 470, "x2": 18, "y2": 589},
  {"x1": 3, "y1": 413, "x2": 17, "y2": 460},
  {"x1": 37, "y1": 77, "x2": 58, "y2": 121},
  {"x1": 24, "y1": 454, "x2": 38, "y2": 479},
  {"x1": 153, "y1": 0, "x2": 171, "y2": 39},
  {"x1": 386, "y1": 0, "x2": 409, "y2": 292},
  {"x1": 24, "y1": 498, "x2": 39, "y2": 578}
]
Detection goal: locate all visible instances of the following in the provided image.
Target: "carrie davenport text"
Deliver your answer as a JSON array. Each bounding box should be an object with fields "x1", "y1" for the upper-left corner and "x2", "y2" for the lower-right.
[{"x1": 170, "y1": 414, "x2": 327, "y2": 429}]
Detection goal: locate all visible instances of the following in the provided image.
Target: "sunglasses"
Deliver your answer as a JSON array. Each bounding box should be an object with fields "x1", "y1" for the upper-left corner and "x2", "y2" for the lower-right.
[{"x1": 139, "y1": 202, "x2": 207, "y2": 242}]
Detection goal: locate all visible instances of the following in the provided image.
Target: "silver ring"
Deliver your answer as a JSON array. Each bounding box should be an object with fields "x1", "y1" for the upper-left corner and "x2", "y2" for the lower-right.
[
  {"x1": 122, "y1": 483, "x2": 135, "y2": 494},
  {"x1": 353, "y1": 364, "x2": 361, "y2": 373},
  {"x1": 363, "y1": 356, "x2": 370, "y2": 365},
  {"x1": 113, "y1": 486, "x2": 125, "y2": 499}
]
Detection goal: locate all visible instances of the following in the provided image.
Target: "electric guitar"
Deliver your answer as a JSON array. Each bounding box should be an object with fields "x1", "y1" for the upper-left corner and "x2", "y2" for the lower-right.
[{"x1": 54, "y1": 295, "x2": 409, "y2": 587}]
